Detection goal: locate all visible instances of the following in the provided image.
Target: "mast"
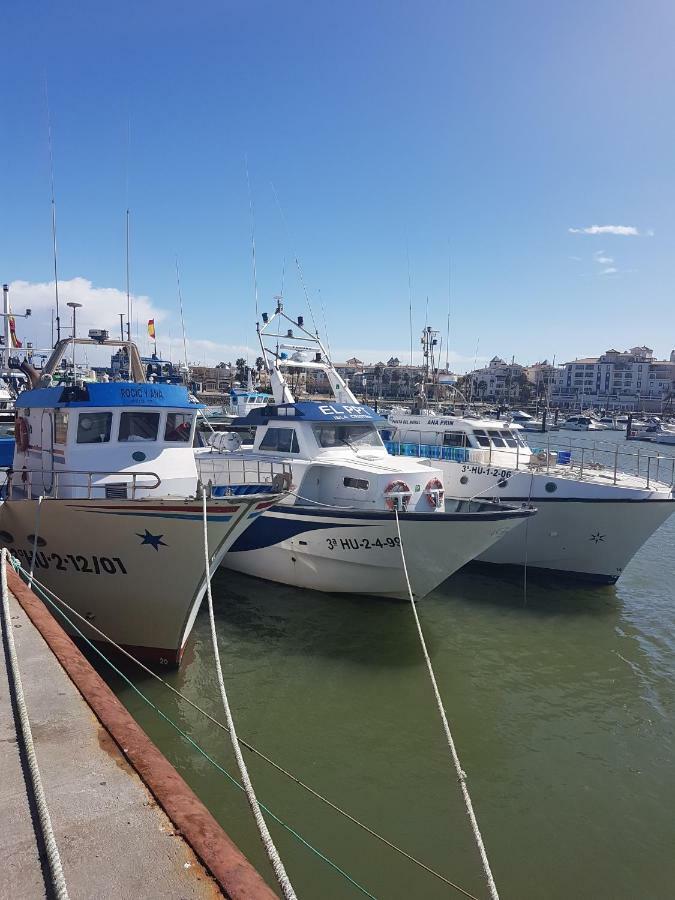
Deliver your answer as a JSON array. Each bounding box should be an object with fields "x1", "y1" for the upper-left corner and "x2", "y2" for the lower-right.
[
  {"x1": 45, "y1": 84, "x2": 61, "y2": 344},
  {"x1": 2, "y1": 284, "x2": 9, "y2": 370}
]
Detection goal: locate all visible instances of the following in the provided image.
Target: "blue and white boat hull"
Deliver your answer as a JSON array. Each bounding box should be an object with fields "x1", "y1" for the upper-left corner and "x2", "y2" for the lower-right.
[{"x1": 223, "y1": 504, "x2": 534, "y2": 599}]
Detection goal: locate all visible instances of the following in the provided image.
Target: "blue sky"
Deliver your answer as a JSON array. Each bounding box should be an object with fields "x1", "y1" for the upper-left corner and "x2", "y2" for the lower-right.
[{"x1": 2, "y1": 1, "x2": 675, "y2": 369}]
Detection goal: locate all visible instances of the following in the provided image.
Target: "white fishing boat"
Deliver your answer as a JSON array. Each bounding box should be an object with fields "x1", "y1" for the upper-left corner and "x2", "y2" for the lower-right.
[
  {"x1": 197, "y1": 302, "x2": 535, "y2": 599},
  {"x1": 386, "y1": 409, "x2": 675, "y2": 584},
  {"x1": 0, "y1": 332, "x2": 285, "y2": 664}
]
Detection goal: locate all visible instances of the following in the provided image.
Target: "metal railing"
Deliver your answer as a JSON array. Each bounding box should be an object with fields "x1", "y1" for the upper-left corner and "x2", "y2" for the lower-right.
[
  {"x1": 3, "y1": 469, "x2": 162, "y2": 500},
  {"x1": 384, "y1": 436, "x2": 675, "y2": 489},
  {"x1": 196, "y1": 456, "x2": 293, "y2": 494}
]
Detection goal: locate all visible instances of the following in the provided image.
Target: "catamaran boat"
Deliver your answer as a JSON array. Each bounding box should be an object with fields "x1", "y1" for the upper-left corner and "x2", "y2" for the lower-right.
[
  {"x1": 386, "y1": 409, "x2": 675, "y2": 584},
  {"x1": 0, "y1": 333, "x2": 285, "y2": 664},
  {"x1": 197, "y1": 302, "x2": 535, "y2": 599}
]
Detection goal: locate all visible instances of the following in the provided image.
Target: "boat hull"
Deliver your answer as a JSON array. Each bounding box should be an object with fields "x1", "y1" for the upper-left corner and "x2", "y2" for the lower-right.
[
  {"x1": 0, "y1": 496, "x2": 275, "y2": 664},
  {"x1": 473, "y1": 496, "x2": 675, "y2": 582},
  {"x1": 223, "y1": 505, "x2": 534, "y2": 599}
]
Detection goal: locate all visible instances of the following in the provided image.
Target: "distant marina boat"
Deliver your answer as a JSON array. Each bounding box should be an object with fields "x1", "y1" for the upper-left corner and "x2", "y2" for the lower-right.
[
  {"x1": 631, "y1": 421, "x2": 675, "y2": 445},
  {"x1": 385, "y1": 408, "x2": 675, "y2": 584},
  {"x1": 0, "y1": 333, "x2": 283, "y2": 664},
  {"x1": 198, "y1": 301, "x2": 534, "y2": 599},
  {"x1": 560, "y1": 415, "x2": 606, "y2": 432}
]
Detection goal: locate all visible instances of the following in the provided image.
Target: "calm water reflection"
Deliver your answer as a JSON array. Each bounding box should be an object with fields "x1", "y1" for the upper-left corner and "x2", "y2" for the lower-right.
[{"x1": 99, "y1": 432, "x2": 675, "y2": 899}]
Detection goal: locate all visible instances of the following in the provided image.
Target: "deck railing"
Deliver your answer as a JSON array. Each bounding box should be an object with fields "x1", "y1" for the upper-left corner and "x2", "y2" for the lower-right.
[
  {"x1": 384, "y1": 437, "x2": 675, "y2": 489},
  {"x1": 196, "y1": 456, "x2": 293, "y2": 494},
  {"x1": 3, "y1": 469, "x2": 162, "y2": 500}
]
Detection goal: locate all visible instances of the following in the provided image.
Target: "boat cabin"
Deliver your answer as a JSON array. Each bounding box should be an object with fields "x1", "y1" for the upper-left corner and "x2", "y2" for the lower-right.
[{"x1": 14, "y1": 380, "x2": 202, "y2": 499}]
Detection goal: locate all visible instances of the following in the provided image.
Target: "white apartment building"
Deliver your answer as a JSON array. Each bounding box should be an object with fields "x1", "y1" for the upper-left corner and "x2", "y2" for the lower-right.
[
  {"x1": 467, "y1": 356, "x2": 527, "y2": 401},
  {"x1": 552, "y1": 346, "x2": 675, "y2": 410}
]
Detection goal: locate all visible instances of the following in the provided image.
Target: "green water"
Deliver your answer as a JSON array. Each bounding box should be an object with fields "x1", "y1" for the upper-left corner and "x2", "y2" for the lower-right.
[{"x1": 100, "y1": 432, "x2": 675, "y2": 899}]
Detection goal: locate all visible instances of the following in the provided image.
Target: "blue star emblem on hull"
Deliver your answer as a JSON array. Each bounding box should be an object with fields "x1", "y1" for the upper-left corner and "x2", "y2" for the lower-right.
[
  {"x1": 136, "y1": 529, "x2": 168, "y2": 551},
  {"x1": 590, "y1": 532, "x2": 605, "y2": 544}
]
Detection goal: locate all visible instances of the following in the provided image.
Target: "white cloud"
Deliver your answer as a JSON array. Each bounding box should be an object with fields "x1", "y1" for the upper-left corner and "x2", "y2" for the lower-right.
[
  {"x1": 6, "y1": 278, "x2": 255, "y2": 367},
  {"x1": 593, "y1": 251, "x2": 614, "y2": 265},
  {"x1": 568, "y1": 255, "x2": 582, "y2": 262},
  {"x1": 601, "y1": 267, "x2": 618, "y2": 275},
  {"x1": 569, "y1": 225, "x2": 640, "y2": 236}
]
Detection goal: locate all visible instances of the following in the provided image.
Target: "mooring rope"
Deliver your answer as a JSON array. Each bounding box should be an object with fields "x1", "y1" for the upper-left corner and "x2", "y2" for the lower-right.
[
  {"x1": 12, "y1": 560, "x2": 478, "y2": 899},
  {"x1": 201, "y1": 493, "x2": 298, "y2": 899},
  {"x1": 0, "y1": 549, "x2": 69, "y2": 900},
  {"x1": 12, "y1": 562, "x2": 375, "y2": 900},
  {"x1": 393, "y1": 509, "x2": 501, "y2": 900}
]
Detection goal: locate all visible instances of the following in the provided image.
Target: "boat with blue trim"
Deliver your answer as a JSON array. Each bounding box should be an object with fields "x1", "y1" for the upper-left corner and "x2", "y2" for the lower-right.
[
  {"x1": 198, "y1": 302, "x2": 535, "y2": 598},
  {"x1": 0, "y1": 332, "x2": 284, "y2": 664}
]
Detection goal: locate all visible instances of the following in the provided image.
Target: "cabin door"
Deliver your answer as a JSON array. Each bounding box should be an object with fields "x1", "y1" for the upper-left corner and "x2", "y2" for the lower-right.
[{"x1": 39, "y1": 409, "x2": 55, "y2": 495}]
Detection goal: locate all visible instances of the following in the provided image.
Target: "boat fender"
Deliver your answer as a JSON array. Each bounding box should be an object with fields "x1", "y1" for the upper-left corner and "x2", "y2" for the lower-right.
[
  {"x1": 384, "y1": 480, "x2": 412, "y2": 511},
  {"x1": 15, "y1": 417, "x2": 29, "y2": 453},
  {"x1": 424, "y1": 477, "x2": 445, "y2": 509}
]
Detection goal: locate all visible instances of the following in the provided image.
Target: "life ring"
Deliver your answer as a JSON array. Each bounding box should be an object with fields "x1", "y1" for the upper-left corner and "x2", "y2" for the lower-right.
[
  {"x1": 425, "y1": 477, "x2": 445, "y2": 509},
  {"x1": 15, "y1": 417, "x2": 29, "y2": 453},
  {"x1": 384, "y1": 480, "x2": 411, "y2": 511}
]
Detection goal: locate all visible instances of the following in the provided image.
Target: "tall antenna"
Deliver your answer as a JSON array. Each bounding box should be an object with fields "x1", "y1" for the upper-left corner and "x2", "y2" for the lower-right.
[
  {"x1": 125, "y1": 208, "x2": 131, "y2": 343},
  {"x1": 244, "y1": 155, "x2": 260, "y2": 319},
  {"x1": 406, "y1": 243, "x2": 414, "y2": 367},
  {"x1": 44, "y1": 78, "x2": 61, "y2": 344},
  {"x1": 270, "y1": 181, "x2": 320, "y2": 335},
  {"x1": 175, "y1": 257, "x2": 190, "y2": 377},
  {"x1": 125, "y1": 117, "x2": 132, "y2": 345},
  {"x1": 445, "y1": 250, "x2": 451, "y2": 371}
]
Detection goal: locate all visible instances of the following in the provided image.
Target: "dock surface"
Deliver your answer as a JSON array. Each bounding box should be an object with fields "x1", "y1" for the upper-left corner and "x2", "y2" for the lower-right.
[{"x1": 0, "y1": 574, "x2": 275, "y2": 900}]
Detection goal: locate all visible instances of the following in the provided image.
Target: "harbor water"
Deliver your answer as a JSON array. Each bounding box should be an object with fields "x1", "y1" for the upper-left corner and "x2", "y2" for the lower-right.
[{"x1": 96, "y1": 429, "x2": 675, "y2": 899}]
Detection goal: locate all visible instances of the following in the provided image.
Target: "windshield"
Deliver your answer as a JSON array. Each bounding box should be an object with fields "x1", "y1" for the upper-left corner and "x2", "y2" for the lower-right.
[{"x1": 312, "y1": 423, "x2": 383, "y2": 449}]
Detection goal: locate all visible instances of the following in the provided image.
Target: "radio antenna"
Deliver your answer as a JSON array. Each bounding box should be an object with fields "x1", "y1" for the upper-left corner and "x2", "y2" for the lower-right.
[
  {"x1": 175, "y1": 257, "x2": 190, "y2": 378},
  {"x1": 445, "y1": 248, "x2": 451, "y2": 371},
  {"x1": 406, "y1": 242, "x2": 414, "y2": 367},
  {"x1": 44, "y1": 78, "x2": 61, "y2": 344},
  {"x1": 244, "y1": 155, "x2": 260, "y2": 320}
]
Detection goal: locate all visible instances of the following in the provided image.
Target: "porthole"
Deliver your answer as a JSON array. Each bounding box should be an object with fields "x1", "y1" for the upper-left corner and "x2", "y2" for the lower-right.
[
  {"x1": 545, "y1": 482, "x2": 557, "y2": 493},
  {"x1": 27, "y1": 534, "x2": 47, "y2": 547},
  {"x1": 497, "y1": 479, "x2": 508, "y2": 488},
  {"x1": 460, "y1": 475, "x2": 469, "y2": 485},
  {"x1": 0, "y1": 530, "x2": 14, "y2": 544},
  {"x1": 132, "y1": 451, "x2": 147, "y2": 462}
]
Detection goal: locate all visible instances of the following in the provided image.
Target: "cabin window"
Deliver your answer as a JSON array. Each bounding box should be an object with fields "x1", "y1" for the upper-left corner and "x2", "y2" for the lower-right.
[
  {"x1": 312, "y1": 424, "x2": 382, "y2": 449},
  {"x1": 164, "y1": 413, "x2": 193, "y2": 442},
  {"x1": 76, "y1": 412, "x2": 112, "y2": 444},
  {"x1": 472, "y1": 429, "x2": 490, "y2": 448},
  {"x1": 54, "y1": 411, "x2": 69, "y2": 444},
  {"x1": 501, "y1": 430, "x2": 518, "y2": 448},
  {"x1": 443, "y1": 432, "x2": 466, "y2": 448},
  {"x1": 343, "y1": 477, "x2": 369, "y2": 490},
  {"x1": 487, "y1": 430, "x2": 506, "y2": 448},
  {"x1": 259, "y1": 427, "x2": 300, "y2": 453},
  {"x1": 119, "y1": 412, "x2": 160, "y2": 442}
]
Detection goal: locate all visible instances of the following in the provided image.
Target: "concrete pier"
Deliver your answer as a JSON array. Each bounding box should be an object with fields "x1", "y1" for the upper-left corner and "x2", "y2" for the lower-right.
[{"x1": 1, "y1": 570, "x2": 276, "y2": 899}]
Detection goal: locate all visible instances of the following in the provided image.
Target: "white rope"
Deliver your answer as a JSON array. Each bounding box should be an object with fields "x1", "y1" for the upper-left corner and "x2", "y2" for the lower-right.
[
  {"x1": 201, "y1": 493, "x2": 297, "y2": 899},
  {"x1": 0, "y1": 548, "x2": 69, "y2": 900},
  {"x1": 12, "y1": 560, "x2": 479, "y2": 899},
  {"x1": 393, "y1": 509, "x2": 501, "y2": 900}
]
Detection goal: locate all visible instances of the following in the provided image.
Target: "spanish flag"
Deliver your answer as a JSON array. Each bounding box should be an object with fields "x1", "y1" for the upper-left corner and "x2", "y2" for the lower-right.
[
  {"x1": 9, "y1": 316, "x2": 22, "y2": 349},
  {"x1": 147, "y1": 319, "x2": 156, "y2": 339}
]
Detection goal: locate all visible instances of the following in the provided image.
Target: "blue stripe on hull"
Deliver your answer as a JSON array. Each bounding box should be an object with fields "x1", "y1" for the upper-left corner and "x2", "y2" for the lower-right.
[{"x1": 229, "y1": 512, "x2": 350, "y2": 552}]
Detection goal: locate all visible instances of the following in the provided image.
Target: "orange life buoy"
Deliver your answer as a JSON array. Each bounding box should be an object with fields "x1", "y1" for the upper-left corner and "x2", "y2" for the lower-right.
[
  {"x1": 384, "y1": 480, "x2": 411, "y2": 511},
  {"x1": 425, "y1": 477, "x2": 445, "y2": 509},
  {"x1": 15, "y1": 417, "x2": 29, "y2": 453}
]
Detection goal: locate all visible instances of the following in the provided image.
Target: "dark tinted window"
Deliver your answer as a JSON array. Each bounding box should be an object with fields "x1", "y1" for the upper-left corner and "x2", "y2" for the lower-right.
[
  {"x1": 164, "y1": 413, "x2": 193, "y2": 442},
  {"x1": 259, "y1": 428, "x2": 300, "y2": 453},
  {"x1": 77, "y1": 412, "x2": 111, "y2": 444},
  {"x1": 119, "y1": 412, "x2": 159, "y2": 442}
]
